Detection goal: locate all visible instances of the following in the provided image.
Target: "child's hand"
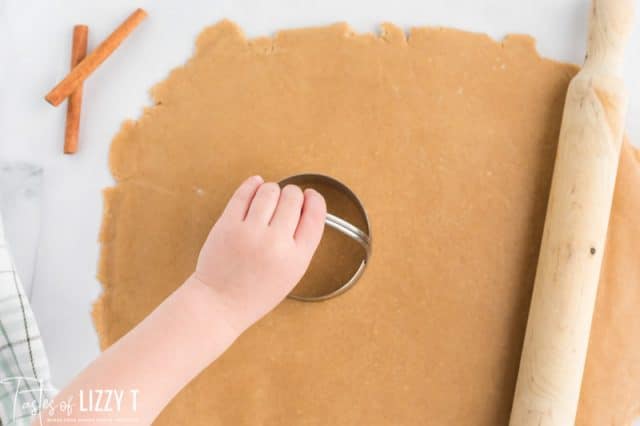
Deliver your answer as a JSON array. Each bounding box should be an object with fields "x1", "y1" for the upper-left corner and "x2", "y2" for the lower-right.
[
  {"x1": 193, "y1": 175, "x2": 326, "y2": 333},
  {"x1": 43, "y1": 176, "x2": 325, "y2": 426}
]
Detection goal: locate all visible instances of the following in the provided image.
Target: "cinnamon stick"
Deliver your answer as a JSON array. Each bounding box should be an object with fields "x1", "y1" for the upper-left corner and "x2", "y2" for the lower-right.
[
  {"x1": 64, "y1": 25, "x2": 88, "y2": 154},
  {"x1": 45, "y1": 8, "x2": 147, "y2": 106}
]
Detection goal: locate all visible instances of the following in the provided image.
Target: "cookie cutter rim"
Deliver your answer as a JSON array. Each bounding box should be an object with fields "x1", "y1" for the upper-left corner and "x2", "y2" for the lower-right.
[{"x1": 278, "y1": 173, "x2": 372, "y2": 302}]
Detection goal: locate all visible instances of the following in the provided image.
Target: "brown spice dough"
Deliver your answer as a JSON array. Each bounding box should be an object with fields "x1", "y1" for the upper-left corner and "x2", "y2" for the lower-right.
[{"x1": 94, "y1": 21, "x2": 640, "y2": 425}]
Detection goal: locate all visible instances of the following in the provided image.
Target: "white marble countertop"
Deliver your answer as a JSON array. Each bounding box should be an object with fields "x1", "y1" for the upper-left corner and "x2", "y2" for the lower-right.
[{"x1": 1, "y1": 0, "x2": 639, "y2": 418}]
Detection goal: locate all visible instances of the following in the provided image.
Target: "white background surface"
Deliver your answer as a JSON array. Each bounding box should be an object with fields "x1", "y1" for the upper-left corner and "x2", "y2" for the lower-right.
[{"x1": 1, "y1": 0, "x2": 639, "y2": 420}]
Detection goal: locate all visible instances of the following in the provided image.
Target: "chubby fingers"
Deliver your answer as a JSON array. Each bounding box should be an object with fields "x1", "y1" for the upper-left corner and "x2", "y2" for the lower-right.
[
  {"x1": 269, "y1": 185, "x2": 305, "y2": 235},
  {"x1": 245, "y1": 182, "x2": 281, "y2": 224},
  {"x1": 223, "y1": 177, "x2": 326, "y2": 252},
  {"x1": 223, "y1": 175, "x2": 264, "y2": 220},
  {"x1": 295, "y1": 189, "x2": 327, "y2": 251}
]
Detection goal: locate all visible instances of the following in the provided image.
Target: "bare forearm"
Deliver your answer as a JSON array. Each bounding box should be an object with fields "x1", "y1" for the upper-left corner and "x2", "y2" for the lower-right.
[
  {"x1": 37, "y1": 276, "x2": 238, "y2": 425},
  {"x1": 36, "y1": 176, "x2": 325, "y2": 424}
]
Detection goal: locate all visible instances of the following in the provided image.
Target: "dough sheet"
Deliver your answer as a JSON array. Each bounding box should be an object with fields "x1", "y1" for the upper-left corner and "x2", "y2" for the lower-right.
[{"x1": 95, "y1": 21, "x2": 640, "y2": 425}]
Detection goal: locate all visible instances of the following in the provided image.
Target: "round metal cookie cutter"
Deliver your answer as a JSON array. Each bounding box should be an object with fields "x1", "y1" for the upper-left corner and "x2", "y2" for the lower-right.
[{"x1": 278, "y1": 174, "x2": 372, "y2": 302}]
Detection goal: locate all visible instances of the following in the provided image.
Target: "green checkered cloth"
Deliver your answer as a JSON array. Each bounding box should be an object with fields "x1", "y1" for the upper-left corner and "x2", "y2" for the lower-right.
[{"x1": 0, "y1": 215, "x2": 55, "y2": 425}]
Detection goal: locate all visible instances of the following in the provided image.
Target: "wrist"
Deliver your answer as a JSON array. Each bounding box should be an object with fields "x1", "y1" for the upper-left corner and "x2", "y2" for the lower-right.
[{"x1": 180, "y1": 274, "x2": 243, "y2": 353}]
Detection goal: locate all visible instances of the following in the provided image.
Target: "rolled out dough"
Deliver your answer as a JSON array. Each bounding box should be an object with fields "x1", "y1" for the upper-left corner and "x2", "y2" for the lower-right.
[{"x1": 95, "y1": 21, "x2": 640, "y2": 425}]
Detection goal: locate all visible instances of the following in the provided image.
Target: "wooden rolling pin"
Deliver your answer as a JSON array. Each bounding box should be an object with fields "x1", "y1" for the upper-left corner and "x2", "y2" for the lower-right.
[{"x1": 509, "y1": 0, "x2": 634, "y2": 425}]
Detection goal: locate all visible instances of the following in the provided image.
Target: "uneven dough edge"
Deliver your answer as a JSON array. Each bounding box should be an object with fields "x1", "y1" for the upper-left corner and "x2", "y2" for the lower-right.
[
  {"x1": 107, "y1": 19, "x2": 570, "y2": 179},
  {"x1": 93, "y1": 187, "x2": 120, "y2": 351}
]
